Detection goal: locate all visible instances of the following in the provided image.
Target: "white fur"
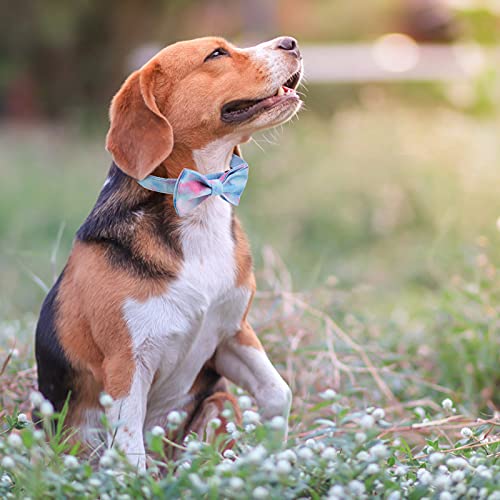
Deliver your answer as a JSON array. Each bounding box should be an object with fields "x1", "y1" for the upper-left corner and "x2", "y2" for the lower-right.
[
  {"x1": 215, "y1": 340, "x2": 292, "y2": 432},
  {"x1": 245, "y1": 38, "x2": 302, "y2": 98},
  {"x1": 241, "y1": 38, "x2": 303, "y2": 130}
]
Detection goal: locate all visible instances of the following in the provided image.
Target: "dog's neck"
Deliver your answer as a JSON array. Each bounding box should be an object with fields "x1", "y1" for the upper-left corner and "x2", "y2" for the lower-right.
[{"x1": 155, "y1": 138, "x2": 236, "y2": 179}]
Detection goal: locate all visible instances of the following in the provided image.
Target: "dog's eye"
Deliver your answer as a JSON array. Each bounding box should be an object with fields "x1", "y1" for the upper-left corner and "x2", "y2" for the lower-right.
[{"x1": 204, "y1": 47, "x2": 229, "y2": 62}]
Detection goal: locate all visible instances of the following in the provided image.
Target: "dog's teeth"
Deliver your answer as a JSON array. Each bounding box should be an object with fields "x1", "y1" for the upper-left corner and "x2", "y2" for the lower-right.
[{"x1": 277, "y1": 86, "x2": 285, "y2": 96}]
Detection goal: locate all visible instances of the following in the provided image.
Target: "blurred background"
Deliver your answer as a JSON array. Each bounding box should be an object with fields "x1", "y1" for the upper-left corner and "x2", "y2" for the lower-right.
[{"x1": 1, "y1": 0, "x2": 500, "y2": 320}]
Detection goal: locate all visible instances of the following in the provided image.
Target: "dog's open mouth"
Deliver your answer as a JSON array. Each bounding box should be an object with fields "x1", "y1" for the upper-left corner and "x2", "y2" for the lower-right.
[{"x1": 221, "y1": 70, "x2": 302, "y2": 124}]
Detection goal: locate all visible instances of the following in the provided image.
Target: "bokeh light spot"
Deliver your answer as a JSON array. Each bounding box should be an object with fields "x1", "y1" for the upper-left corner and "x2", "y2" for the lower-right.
[{"x1": 372, "y1": 33, "x2": 420, "y2": 73}]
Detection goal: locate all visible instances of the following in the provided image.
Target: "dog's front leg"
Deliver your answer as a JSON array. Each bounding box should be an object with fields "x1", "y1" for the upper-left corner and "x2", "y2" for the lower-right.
[
  {"x1": 105, "y1": 364, "x2": 151, "y2": 470},
  {"x1": 215, "y1": 322, "x2": 292, "y2": 438}
]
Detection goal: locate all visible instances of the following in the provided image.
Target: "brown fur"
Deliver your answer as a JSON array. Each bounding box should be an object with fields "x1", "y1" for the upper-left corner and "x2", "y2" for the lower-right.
[
  {"x1": 56, "y1": 241, "x2": 172, "y2": 426},
  {"x1": 106, "y1": 37, "x2": 285, "y2": 180}
]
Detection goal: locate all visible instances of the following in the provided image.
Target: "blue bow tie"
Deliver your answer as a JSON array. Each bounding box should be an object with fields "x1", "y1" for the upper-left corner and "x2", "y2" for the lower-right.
[{"x1": 137, "y1": 154, "x2": 249, "y2": 216}]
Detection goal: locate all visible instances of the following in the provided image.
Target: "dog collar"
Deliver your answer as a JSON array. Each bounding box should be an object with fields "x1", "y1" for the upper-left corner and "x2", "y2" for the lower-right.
[{"x1": 137, "y1": 154, "x2": 249, "y2": 216}]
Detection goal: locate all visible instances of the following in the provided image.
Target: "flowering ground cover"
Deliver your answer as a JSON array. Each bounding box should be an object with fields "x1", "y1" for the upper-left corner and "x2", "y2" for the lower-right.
[
  {"x1": 0, "y1": 250, "x2": 499, "y2": 498},
  {"x1": 1, "y1": 106, "x2": 500, "y2": 497}
]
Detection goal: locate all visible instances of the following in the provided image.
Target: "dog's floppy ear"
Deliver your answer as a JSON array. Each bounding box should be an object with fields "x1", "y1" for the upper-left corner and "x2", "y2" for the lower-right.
[{"x1": 106, "y1": 63, "x2": 173, "y2": 180}]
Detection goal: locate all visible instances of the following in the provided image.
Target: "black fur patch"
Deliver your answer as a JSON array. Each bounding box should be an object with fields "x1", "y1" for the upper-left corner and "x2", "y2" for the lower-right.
[
  {"x1": 35, "y1": 272, "x2": 75, "y2": 415},
  {"x1": 77, "y1": 163, "x2": 182, "y2": 279}
]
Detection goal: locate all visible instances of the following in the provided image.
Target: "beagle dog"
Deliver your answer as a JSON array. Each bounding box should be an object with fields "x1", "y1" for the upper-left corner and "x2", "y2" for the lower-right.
[{"x1": 35, "y1": 35, "x2": 303, "y2": 468}]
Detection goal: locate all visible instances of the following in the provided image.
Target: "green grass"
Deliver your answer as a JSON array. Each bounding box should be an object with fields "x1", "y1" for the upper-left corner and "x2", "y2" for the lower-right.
[{"x1": 1, "y1": 90, "x2": 500, "y2": 497}]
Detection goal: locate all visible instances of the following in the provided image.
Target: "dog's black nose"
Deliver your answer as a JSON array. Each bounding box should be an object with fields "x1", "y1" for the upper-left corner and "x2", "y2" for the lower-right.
[{"x1": 276, "y1": 37, "x2": 301, "y2": 58}]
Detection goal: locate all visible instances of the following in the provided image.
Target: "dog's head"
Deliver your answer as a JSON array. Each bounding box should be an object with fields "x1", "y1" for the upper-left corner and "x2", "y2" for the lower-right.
[{"x1": 106, "y1": 36, "x2": 303, "y2": 179}]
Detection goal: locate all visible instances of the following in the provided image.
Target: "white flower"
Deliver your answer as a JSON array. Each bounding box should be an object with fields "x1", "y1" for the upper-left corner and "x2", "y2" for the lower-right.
[
  {"x1": 252, "y1": 486, "x2": 269, "y2": 499},
  {"x1": 360, "y1": 414, "x2": 375, "y2": 429},
  {"x1": 447, "y1": 457, "x2": 468, "y2": 469},
  {"x1": 451, "y1": 470, "x2": 465, "y2": 482},
  {"x1": 395, "y1": 465, "x2": 408, "y2": 476},
  {"x1": 226, "y1": 422, "x2": 237, "y2": 434},
  {"x1": 99, "y1": 454, "x2": 113, "y2": 468},
  {"x1": 417, "y1": 469, "x2": 432, "y2": 485},
  {"x1": 276, "y1": 459, "x2": 292, "y2": 475},
  {"x1": 278, "y1": 449, "x2": 297, "y2": 464},
  {"x1": 372, "y1": 408, "x2": 385, "y2": 421},
  {"x1": 243, "y1": 410, "x2": 260, "y2": 425},
  {"x1": 33, "y1": 429, "x2": 44, "y2": 441},
  {"x1": 429, "y1": 452, "x2": 445, "y2": 466},
  {"x1": 0, "y1": 474, "x2": 12, "y2": 486},
  {"x1": 30, "y1": 391, "x2": 44, "y2": 407},
  {"x1": 1, "y1": 457, "x2": 15, "y2": 469},
  {"x1": 216, "y1": 460, "x2": 233, "y2": 474},
  {"x1": 238, "y1": 395, "x2": 252, "y2": 410},
  {"x1": 260, "y1": 458, "x2": 275, "y2": 473},
  {"x1": 297, "y1": 447, "x2": 314, "y2": 461},
  {"x1": 348, "y1": 480, "x2": 365, "y2": 495},
  {"x1": 99, "y1": 393, "x2": 114, "y2": 408},
  {"x1": 387, "y1": 492, "x2": 401, "y2": 500},
  {"x1": 319, "y1": 389, "x2": 337, "y2": 400},
  {"x1": 439, "y1": 492, "x2": 453, "y2": 500},
  {"x1": 89, "y1": 478, "x2": 102, "y2": 488},
  {"x1": 305, "y1": 438, "x2": 317, "y2": 450},
  {"x1": 460, "y1": 427, "x2": 473, "y2": 439},
  {"x1": 7, "y1": 433, "x2": 22, "y2": 448},
  {"x1": 356, "y1": 451, "x2": 370, "y2": 461},
  {"x1": 328, "y1": 485, "x2": 344, "y2": 497},
  {"x1": 245, "y1": 424, "x2": 256, "y2": 433},
  {"x1": 223, "y1": 449, "x2": 235, "y2": 460},
  {"x1": 433, "y1": 474, "x2": 451, "y2": 490},
  {"x1": 366, "y1": 463, "x2": 380, "y2": 475},
  {"x1": 246, "y1": 444, "x2": 266, "y2": 464},
  {"x1": 40, "y1": 401, "x2": 54, "y2": 417},
  {"x1": 228, "y1": 477, "x2": 244, "y2": 490},
  {"x1": 209, "y1": 418, "x2": 221, "y2": 429},
  {"x1": 221, "y1": 408, "x2": 233, "y2": 419},
  {"x1": 187, "y1": 440, "x2": 203, "y2": 453},
  {"x1": 151, "y1": 426, "x2": 165, "y2": 437},
  {"x1": 355, "y1": 432, "x2": 367, "y2": 444},
  {"x1": 478, "y1": 468, "x2": 492, "y2": 479},
  {"x1": 467, "y1": 487, "x2": 478, "y2": 497},
  {"x1": 269, "y1": 415, "x2": 286, "y2": 430},
  {"x1": 17, "y1": 413, "x2": 28, "y2": 424},
  {"x1": 167, "y1": 410, "x2": 183, "y2": 426},
  {"x1": 105, "y1": 448, "x2": 118, "y2": 459},
  {"x1": 179, "y1": 461, "x2": 191, "y2": 470},
  {"x1": 370, "y1": 443, "x2": 389, "y2": 460},
  {"x1": 321, "y1": 447, "x2": 337, "y2": 460},
  {"x1": 441, "y1": 398, "x2": 453, "y2": 411}
]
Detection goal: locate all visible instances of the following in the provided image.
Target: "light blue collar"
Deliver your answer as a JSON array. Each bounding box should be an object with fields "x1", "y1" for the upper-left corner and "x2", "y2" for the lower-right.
[
  {"x1": 137, "y1": 154, "x2": 249, "y2": 216},
  {"x1": 137, "y1": 154, "x2": 246, "y2": 195}
]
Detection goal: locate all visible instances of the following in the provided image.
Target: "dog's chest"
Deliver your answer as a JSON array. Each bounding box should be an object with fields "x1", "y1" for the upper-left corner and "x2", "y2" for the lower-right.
[{"x1": 123, "y1": 200, "x2": 248, "y2": 389}]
